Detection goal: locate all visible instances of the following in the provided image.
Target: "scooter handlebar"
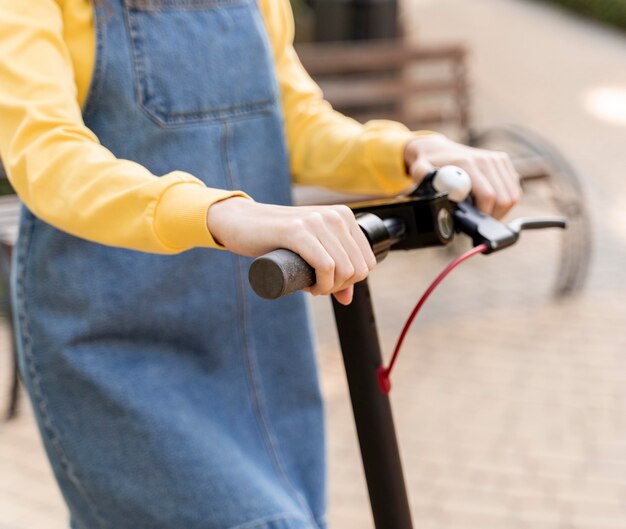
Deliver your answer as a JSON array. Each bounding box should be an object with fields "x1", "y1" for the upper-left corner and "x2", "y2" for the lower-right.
[
  {"x1": 248, "y1": 166, "x2": 567, "y2": 300},
  {"x1": 248, "y1": 249, "x2": 315, "y2": 300}
]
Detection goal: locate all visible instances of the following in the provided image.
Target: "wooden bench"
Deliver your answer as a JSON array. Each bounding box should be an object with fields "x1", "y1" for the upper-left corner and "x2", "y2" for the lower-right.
[{"x1": 295, "y1": 39, "x2": 470, "y2": 134}]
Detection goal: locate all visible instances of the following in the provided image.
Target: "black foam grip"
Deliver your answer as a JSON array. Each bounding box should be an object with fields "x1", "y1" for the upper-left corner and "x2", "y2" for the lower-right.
[{"x1": 248, "y1": 248, "x2": 316, "y2": 300}]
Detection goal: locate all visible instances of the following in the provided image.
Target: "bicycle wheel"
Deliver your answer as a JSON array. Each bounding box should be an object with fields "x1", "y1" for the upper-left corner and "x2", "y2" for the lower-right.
[{"x1": 468, "y1": 124, "x2": 592, "y2": 297}]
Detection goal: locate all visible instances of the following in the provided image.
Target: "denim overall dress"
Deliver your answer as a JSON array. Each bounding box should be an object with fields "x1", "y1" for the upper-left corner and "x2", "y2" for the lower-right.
[{"x1": 12, "y1": 1, "x2": 326, "y2": 528}]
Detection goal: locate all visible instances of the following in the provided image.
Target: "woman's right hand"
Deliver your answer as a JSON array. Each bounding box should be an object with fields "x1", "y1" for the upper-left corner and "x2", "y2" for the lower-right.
[{"x1": 206, "y1": 197, "x2": 376, "y2": 305}]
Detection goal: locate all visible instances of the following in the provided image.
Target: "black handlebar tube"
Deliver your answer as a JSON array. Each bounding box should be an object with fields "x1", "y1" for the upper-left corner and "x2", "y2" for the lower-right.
[{"x1": 333, "y1": 280, "x2": 414, "y2": 529}]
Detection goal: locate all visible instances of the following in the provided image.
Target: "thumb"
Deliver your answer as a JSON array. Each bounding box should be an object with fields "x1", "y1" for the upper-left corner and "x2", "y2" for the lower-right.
[{"x1": 407, "y1": 157, "x2": 436, "y2": 187}]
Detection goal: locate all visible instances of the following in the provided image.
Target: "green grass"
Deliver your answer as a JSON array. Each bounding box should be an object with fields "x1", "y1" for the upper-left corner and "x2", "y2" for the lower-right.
[{"x1": 539, "y1": 0, "x2": 626, "y2": 31}]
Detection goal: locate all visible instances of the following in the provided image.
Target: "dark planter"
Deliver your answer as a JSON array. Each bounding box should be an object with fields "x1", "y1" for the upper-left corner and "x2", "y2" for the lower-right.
[{"x1": 309, "y1": 0, "x2": 399, "y2": 41}]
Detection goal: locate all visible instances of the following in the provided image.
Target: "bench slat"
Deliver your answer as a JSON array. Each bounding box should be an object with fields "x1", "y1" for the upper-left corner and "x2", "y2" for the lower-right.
[
  {"x1": 319, "y1": 78, "x2": 465, "y2": 108},
  {"x1": 296, "y1": 41, "x2": 466, "y2": 75}
]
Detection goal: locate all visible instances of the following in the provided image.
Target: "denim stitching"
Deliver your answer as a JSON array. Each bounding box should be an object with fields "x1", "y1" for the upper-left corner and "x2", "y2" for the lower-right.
[
  {"x1": 14, "y1": 216, "x2": 110, "y2": 529},
  {"x1": 151, "y1": 105, "x2": 276, "y2": 129},
  {"x1": 123, "y1": 1, "x2": 275, "y2": 128},
  {"x1": 148, "y1": 100, "x2": 278, "y2": 127},
  {"x1": 222, "y1": 122, "x2": 321, "y2": 529},
  {"x1": 82, "y1": 3, "x2": 107, "y2": 119},
  {"x1": 229, "y1": 513, "x2": 309, "y2": 529},
  {"x1": 123, "y1": 1, "x2": 158, "y2": 126}
]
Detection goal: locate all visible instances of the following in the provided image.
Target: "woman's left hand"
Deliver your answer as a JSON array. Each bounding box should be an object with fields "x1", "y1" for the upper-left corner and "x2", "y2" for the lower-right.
[{"x1": 404, "y1": 134, "x2": 522, "y2": 219}]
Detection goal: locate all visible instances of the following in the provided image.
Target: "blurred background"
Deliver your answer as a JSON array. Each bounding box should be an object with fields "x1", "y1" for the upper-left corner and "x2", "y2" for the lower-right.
[{"x1": 2, "y1": 0, "x2": 626, "y2": 527}]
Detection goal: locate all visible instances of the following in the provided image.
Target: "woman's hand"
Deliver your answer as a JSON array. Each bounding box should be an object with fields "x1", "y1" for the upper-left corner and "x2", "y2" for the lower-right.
[
  {"x1": 404, "y1": 134, "x2": 522, "y2": 219},
  {"x1": 206, "y1": 197, "x2": 376, "y2": 305}
]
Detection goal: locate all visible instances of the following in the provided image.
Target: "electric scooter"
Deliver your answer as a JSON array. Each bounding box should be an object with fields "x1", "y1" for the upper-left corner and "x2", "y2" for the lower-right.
[{"x1": 248, "y1": 167, "x2": 566, "y2": 529}]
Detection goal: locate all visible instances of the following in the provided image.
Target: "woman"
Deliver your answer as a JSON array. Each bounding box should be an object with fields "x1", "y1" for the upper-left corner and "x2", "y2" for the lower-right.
[{"x1": 0, "y1": 1, "x2": 521, "y2": 528}]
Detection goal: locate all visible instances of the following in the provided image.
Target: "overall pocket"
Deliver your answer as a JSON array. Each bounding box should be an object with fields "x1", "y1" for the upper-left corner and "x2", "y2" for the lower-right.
[{"x1": 124, "y1": 0, "x2": 278, "y2": 126}]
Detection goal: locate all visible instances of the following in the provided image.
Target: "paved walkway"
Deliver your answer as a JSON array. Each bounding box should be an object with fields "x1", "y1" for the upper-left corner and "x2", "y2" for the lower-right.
[{"x1": 2, "y1": 1, "x2": 626, "y2": 528}]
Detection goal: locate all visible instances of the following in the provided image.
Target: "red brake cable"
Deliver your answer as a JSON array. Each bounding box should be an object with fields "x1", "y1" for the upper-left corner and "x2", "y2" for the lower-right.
[{"x1": 377, "y1": 243, "x2": 488, "y2": 395}]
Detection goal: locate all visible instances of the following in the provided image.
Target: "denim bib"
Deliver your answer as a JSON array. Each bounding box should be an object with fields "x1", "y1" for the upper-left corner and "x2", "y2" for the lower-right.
[{"x1": 12, "y1": 2, "x2": 326, "y2": 528}]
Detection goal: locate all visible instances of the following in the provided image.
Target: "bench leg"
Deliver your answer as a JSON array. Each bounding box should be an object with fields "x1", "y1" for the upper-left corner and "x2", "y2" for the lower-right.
[{"x1": 0, "y1": 242, "x2": 19, "y2": 421}]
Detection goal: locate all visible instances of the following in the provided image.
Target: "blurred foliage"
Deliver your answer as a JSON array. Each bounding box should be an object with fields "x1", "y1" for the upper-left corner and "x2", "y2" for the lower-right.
[
  {"x1": 0, "y1": 162, "x2": 14, "y2": 196},
  {"x1": 289, "y1": 0, "x2": 314, "y2": 42},
  {"x1": 540, "y1": 0, "x2": 626, "y2": 30},
  {"x1": 0, "y1": 179, "x2": 15, "y2": 197}
]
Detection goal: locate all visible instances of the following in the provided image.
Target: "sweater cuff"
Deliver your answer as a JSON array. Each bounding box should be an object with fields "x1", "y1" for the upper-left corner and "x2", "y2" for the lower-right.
[
  {"x1": 154, "y1": 182, "x2": 251, "y2": 251},
  {"x1": 366, "y1": 123, "x2": 438, "y2": 195}
]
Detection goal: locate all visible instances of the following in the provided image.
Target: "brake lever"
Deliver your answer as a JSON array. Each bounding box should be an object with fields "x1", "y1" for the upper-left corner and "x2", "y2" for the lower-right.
[{"x1": 454, "y1": 201, "x2": 567, "y2": 253}]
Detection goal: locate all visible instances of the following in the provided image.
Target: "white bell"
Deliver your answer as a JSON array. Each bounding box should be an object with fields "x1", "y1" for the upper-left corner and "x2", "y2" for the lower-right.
[{"x1": 432, "y1": 166, "x2": 472, "y2": 203}]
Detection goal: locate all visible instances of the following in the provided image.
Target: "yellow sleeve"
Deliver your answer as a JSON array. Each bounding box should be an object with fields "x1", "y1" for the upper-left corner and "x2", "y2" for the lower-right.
[
  {"x1": 0, "y1": 0, "x2": 249, "y2": 254},
  {"x1": 264, "y1": 0, "x2": 427, "y2": 197}
]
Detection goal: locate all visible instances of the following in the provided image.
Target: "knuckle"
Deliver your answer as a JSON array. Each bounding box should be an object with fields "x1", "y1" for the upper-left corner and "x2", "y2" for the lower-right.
[
  {"x1": 354, "y1": 265, "x2": 369, "y2": 282},
  {"x1": 482, "y1": 190, "x2": 496, "y2": 204},
  {"x1": 317, "y1": 259, "x2": 335, "y2": 275},
  {"x1": 310, "y1": 285, "x2": 326, "y2": 296},
  {"x1": 289, "y1": 218, "x2": 305, "y2": 231},
  {"x1": 284, "y1": 219, "x2": 305, "y2": 241},
  {"x1": 455, "y1": 155, "x2": 472, "y2": 166},
  {"x1": 365, "y1": 251, "x2": 377, "y2": 270},
  {"x1": 312, "y1": 272, "x2": 333, "y2": 295},
  {"x1": 480, "y1": 193, "x2": 496, "y2": 210},
  {"x1": 313, "y1": 286, "x2": 330, "y2": 296},
  {"x1": 307, "y1": 211, "x2": 324, "y2": 225},
  {"x1": 324, "y1": 210, "x2": 345, "y2": 228},
  {"x1": 499, "y1": 197, "x2": 514, "y2": 210},
  {"x1": 336, "y1": 263, "x2": 355, "y2": 283},
  {"x1": 333, "y1": 204, "x2": 354, "y2": 220}
]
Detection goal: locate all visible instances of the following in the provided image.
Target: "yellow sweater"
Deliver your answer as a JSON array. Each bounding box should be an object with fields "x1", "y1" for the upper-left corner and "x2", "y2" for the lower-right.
[{"x1": 0, "y1": 0, "x2": 419, "y2": 253}]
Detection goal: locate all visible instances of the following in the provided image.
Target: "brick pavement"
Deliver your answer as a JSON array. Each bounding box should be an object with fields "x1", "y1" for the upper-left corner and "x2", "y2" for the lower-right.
[{"x1": 2, "y1": 0, "x2": 626, "y2": 528}]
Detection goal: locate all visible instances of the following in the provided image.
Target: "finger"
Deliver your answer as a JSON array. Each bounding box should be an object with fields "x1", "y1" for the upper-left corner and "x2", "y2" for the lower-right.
[
  {"x1": 332, "y1": 206, "x2": 376, "y2": 271},
  {"x1": 467, "y1": 163, "x2": 497, "y2": 216},
  {"x1": 479, "y1": 158, "x2": 513, "y2": 219},
  {"x1": 291, "y1": 234, "x2": 336, "y2": 296},
  {"x1": 312, "y1": 226, "x2": 356, "y2": 294},
  {"x1": 333, "y1": 286, "x2": 354, "y2": 306},
  {"x1": 502, "y1": 155, "x2": 523, "y2": 201},
  {"x1": 327, "y1": 208, "x2": 372, "y2": 291},
  {"x1": 335, "y1": 229, "x2": 371, "y2": 293},
  {"x1": 349, "y1": 220, "x2": 377, "y2": 271},
  {"x1": 315, "y1": 228, "x2": 357, "y2": 295},
  {"x1": 496, "y1": 157, "x2": 522, "y2": 210}
]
